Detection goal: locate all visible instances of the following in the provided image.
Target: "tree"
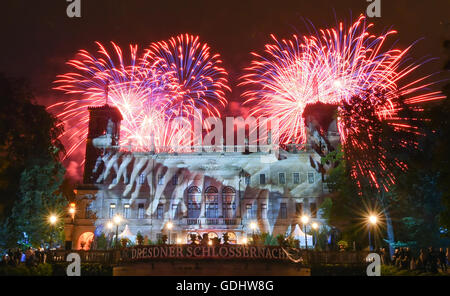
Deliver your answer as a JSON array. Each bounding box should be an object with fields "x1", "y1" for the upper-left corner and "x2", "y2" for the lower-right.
[
  {"x1": 0, "y1": 74, "x2": 64, "y2": 221},
  {"x1": 337, "y1": 91, "x2": 427, "y2": 255},
  {"x1": 2, "y1": 159, "x2": 67, "y2": 248},
  {"x1": 0, "y1": 74, "x2": 67, "y2": 249},
  {"x1": 136, "y1": 231, "x2": 144, "y2": 246},
  {"x1": 429, "y1": 39, "x2": 450, "y2": 235},
  {"x1": 321, "y1": 145, "x2": 367, "y2": 249},
  {"x1": 96, "y1": 233, "x2": 108, "y2": 250}
]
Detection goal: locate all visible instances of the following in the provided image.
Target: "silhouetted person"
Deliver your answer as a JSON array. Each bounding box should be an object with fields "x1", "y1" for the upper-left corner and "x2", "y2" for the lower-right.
[
  {"x1": 392, "y1": 248, "x2": 399, "y2": 266},
  {"x1": 418, "y1": 248, "x2": 428, "y2": 271},
  {"x1": 438, "y1": 248, "x2": 447, "y2": 272},
  {"x1": 428, "y1": 247, "x2": 438, "y2": 273},
  {"x1": 381, "y1": 248, "x2": 391, "y2": 265},
  {"x1": 403, "y1": 247, "x2": 411, "y2": 270}
]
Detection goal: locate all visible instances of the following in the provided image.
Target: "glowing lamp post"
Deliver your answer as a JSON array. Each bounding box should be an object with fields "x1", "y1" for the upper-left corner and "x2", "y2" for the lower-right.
[
  {"x1": 250, "y1": 222, "x2": 257, "y2": 235},
  {"x1": 106, "y1": 221, "x2": 114, "y2": 249},
  {"x1": 113, "y1": 215, "x2": 122, "y2": 249},
  {"x1": 311, "y1": 222, "x2": 319, "y2": 249},
  {"x1": 368, "y1": 215, "x2": 377, "y2": 251},
  {"x1": 49, "y1": 215, "x2": 57, "y2": 225},
  {"x1": 68, "y1": 203, "x2": 76, "y2": 223},
  {"x1": 301, "y1": 215, "x2": 309, "y2": 249},
  {"x1": 166, "y1": 222, "x2": 173, "y2": 244},
  {"x1": 48, "y1": 214, "x2": 58, "y2": 250}
]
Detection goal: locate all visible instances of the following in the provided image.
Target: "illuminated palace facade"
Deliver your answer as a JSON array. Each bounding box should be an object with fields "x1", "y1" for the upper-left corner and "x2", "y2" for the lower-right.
[{"x1": 64, "y1": 104, "x2": 339, "y2": 250}]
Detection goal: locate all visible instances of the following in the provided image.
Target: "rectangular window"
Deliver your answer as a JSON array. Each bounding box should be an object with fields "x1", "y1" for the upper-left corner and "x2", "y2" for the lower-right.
[
  {"x1": 295, "y1": 203, "x2": 303, "y2": 217},
  {"x1": 138, "y1": 203, "x2": 145, "y2": 219},
  {"x1": 172, "y1": 204, "x2": 179, "y2": 219},
  {"x1": 158, "y1": 174, "x2": 164, "y2": 185},
  {"x1": 246, "y1": 204, "x2": 253, "y2": 219},
  {"x1": 293, "y1": 173, "x2": 300, "y2": 184},
  {"x1": 139, "y1": 173, "x2": 146, "y2": 185},
  {"x1": 157, "y1": 204, "x2": 164, "y2": 219},
  {"x1": 310, "y1": 202, "x2": 317, "y2": 218},
  {"x1": 172, "y1": 175, "x2": 178, "y2": 185},
  {"x1": 308, "y1": 172, "x2": 315, "y2": 184},
  {"x1": 261, "y1": 204, "x2": 267, "y2": 219},
  {"x1": 109, "y1": 203, "x2": 116, "y2": 218},
  {"x1": 156, "y1": 233, "x2": 163, "y2": 242},
  {"x1": 188, "y1": 195, "x2": 201, "y2": 218},
  {"x1": 223, "y1": 202, "x2": 235, "y2": 219},
  {"x1": 85, "y1": 202, "x2": 93, "y2": 219},
  {"x1": 259, "y1": 174, "x2": 266, "y2": 185},
  {"x1": 123, "y1": 204, "x2": 130, "y2": 219},
  {"x1": 280, "y1": 203, "x2": 287, "y2": 219},
  {"x1": 245, "y1": 175, "x2": 250, "y2": 185},
  {"x1": 205, "y1": 193, "x2": 218, "y2": 218},
  {"x1": 279, "y1": 172, "x2": 286, "y2": 184}
]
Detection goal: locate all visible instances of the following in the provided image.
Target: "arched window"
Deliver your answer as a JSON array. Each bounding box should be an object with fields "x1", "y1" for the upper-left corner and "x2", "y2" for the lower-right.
[
  {"x1": 222, "y1": 186, "x2": 235, "y2": 194},
  {"x1": 205, "y1": 186, "x2": 218, "y2": 218},
  {"x1": 188, "y1": 186, "x2": 201, "y2": 193},
  {"x1": 222, "y1": 186, "x2": 236, "y2": 218},
  {"x1": 187, "y1": 186, "x2": 201, "y2": 218}
]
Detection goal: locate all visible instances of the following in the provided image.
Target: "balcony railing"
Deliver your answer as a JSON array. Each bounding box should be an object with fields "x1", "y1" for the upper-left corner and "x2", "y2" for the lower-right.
[{"x1": 184, "y1": 217, "x2": 240, "y2": 226}]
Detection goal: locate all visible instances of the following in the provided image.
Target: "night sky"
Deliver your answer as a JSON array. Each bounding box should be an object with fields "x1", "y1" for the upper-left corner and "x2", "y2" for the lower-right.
[{"x1": 1, "y1": 0, "x2": 449, "y2": 180}]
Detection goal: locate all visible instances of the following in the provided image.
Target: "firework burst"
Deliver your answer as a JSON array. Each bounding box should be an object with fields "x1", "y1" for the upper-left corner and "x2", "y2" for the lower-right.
[
  {"x1": 242, "y1": 15, "x2": 445, "y2": 189},
  {"x1": 50, "y1": 36, "x2": 229, "y2": 156},
  {"x1": 242, "y1": 15, "x2": 444, "y2": 145},
  {"x1": 144, "y1": 34, "x2": 230, "y2": 119}
]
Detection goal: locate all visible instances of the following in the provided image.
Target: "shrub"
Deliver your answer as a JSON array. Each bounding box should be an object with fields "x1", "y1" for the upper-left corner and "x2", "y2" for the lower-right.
[
  {"x1": 222, "y1": 233, "x2": 229, "y2": 245},
  {"x1": 136, "y1": 232, "x2": 144, "y2": 246},
  {"x1": 160, "y1": 235, "x2": 168, "y2": 245},
  {"x1": 96, "y1": 233, "x2": 108, "y2": 250},
  {"x1": 276, "y1": 234, "x2": 286, "y2": 247},
  {"x1": 0, "y1": 263, "x2": 53, "y2": 276},
  {"x1": 120, "y1": 238, "x2": 129, "y2": 248},
  {"x1": 189, "y1": 234, "x2": 197, "y2": 245}
]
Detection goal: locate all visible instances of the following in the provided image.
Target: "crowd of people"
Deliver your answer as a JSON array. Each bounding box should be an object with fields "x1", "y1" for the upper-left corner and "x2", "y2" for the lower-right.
[
  {"x1": 1, "y1": 248, "x2": 47, "y2": 267},
  {"x1": 379, "y1": 247, "x2": 448, "y2": 273}
]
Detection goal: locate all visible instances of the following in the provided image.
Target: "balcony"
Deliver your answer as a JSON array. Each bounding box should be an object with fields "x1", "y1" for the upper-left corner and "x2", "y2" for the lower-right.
[{"x1": 183, "y1": 217, "x2": 241, "y2": 226}]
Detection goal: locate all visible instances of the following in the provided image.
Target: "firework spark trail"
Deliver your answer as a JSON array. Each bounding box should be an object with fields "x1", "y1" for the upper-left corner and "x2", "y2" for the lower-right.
[
  {"x1": 50, "y1": 36, "x2": 229, "y2": 157},
  {"x1": 144, "y1": 34, "x2": 230, "y2": 120},
  {"x1": 242, "y1": 15, "x2": 445, "y2": 189}
]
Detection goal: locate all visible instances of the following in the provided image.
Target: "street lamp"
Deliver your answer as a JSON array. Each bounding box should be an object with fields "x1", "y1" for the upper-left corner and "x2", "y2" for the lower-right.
[
  {"x1": 242, "y1": 237, "x2": 248, "y2": 245},
  {"x1": 176, "y1": 238, "x2": 182, "y2": 244},
  {"x1": 166, "y1": 221, "x2": 173, "y2": 244},
  {"x1": 48, "y1": 214, "x2": 58, "y2": 250},
  {"x1": 301, "y1": 215, "x2": 309, "y2": 249},
  {"x1": 311, "y1": 222, "x2": 319, "y2": 249},
  {"x1": 49, "y1": 215, "x2": 57, "y2": 225},
  {"x1": 106, "y1": 222, "x2": 113, "y2": 249},
  {"x1": 250, "y1": 222, "x2": 257, "y2": 234},
  {"x1": 113, "y1": 215, "x2": 122, "y2": 249},
  {"x1": 368, "y1": 215, "x2": 377, "y2": 251},
  {"x1": 68, "y1": 203, "x2": 76, "y2": 223}
]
